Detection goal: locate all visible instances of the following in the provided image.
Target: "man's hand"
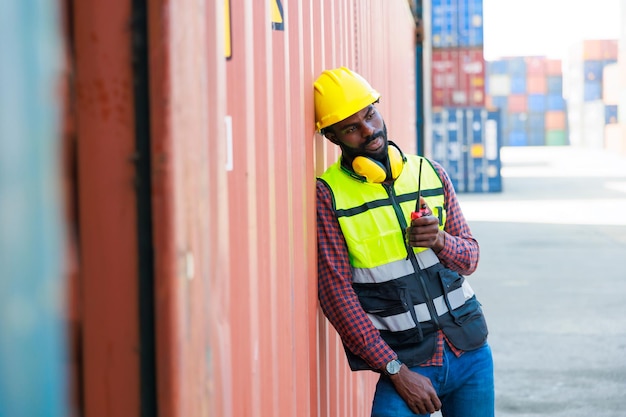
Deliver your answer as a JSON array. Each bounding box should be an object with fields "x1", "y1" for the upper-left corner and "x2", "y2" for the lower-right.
[
  {"x1": 389, "y1": 365, "x2": 442, "y2": 414},
  {"x1": 406, "y1": 199, "x2": 445, "y2": 252}
]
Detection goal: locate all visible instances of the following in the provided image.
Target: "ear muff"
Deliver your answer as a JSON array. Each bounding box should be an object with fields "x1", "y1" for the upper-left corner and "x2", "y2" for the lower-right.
[
  {"x1": 388, "y1": 145, "x2": 404, "y2": 179},
  {"x1": 352, "y1": 145, "x2": 404, "y2": 183}
]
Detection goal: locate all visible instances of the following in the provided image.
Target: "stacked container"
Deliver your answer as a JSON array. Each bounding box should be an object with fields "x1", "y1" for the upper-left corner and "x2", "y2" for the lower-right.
[
  {"x1": 429, "y1": 0, "x2": 502, "y2": 192},
  {"x1": 431, "y1": 107, "x2": 502, "y2": 192},
  {"x1": 563, "y1": 40, "x2": 619, "y2": 149},
  {"x1": 431, "y1": 0, "x2": 485, "y2": 107},
  {"x1": 485, "y1": 57, "x2": 568, "y2": 147}
]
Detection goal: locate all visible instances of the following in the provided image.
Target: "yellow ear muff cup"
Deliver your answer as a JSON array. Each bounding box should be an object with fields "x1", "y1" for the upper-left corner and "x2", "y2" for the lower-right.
[
  {"x1": 388, "y1": 145, "x2": 404, "y2": 180},
  {"x1": 352, "y1": 156, "x2": 387, "y2": 183}
]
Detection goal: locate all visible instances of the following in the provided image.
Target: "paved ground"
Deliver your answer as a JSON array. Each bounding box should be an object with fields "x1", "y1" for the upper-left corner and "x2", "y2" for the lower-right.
[{"x1": 442, "y1": 146, "x2": 626, "y2": 417}]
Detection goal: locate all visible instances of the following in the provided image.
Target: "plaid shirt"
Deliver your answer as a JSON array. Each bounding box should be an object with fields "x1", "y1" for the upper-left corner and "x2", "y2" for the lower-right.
[{"x1": 317, "y1": 159, "x2": 479, "y2": 370}]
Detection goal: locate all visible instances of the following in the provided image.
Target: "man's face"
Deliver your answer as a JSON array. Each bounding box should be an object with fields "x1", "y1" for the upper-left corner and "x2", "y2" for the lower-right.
[{"x1": 325, "y1": 104, "x2": 388, "y2": 161}]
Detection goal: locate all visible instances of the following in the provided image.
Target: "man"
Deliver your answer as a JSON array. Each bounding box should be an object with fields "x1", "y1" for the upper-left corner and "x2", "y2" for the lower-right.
[{"x1": 315, "y1": 66, "x2": 494, "y2": 417}]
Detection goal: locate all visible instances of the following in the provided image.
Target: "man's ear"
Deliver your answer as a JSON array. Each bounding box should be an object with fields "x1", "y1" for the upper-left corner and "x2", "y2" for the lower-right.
[{"x1": 323, "y1": 130, "x2": 340, "y2": 145}]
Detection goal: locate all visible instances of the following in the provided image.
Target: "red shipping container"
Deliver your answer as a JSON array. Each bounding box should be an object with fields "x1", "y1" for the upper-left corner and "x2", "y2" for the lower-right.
[
  {"x1": 545, "y1": 59, "x2": 562, "y2": 76},
  {"x1": 527, "y1": 74, "x2": 547, "y2": 93},
  {"x1": 432, "y1": 47, "x2": 485, "y2": 107},
  {"x1": 508, "y1": 94, "x2": 527, "y2": 112},
  {"x1": 525, "y1": 56, "x2": 546, "y2": 76}
]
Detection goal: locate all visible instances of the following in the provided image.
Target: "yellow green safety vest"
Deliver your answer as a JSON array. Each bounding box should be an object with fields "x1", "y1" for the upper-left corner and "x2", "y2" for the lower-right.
[{"x1": 319, "y1": 152, "x2": 488, "y2": 370}]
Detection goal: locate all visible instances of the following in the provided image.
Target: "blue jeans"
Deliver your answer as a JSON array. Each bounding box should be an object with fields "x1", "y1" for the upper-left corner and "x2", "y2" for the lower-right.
[{"x1": 371, "y1": 342, "x2": 494, "y2": 417}]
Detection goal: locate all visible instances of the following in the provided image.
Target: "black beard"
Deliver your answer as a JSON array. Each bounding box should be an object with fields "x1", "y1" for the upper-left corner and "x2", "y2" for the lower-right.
[{"x1": 342, "y1": 124, "x2": 389, "y2": 162}]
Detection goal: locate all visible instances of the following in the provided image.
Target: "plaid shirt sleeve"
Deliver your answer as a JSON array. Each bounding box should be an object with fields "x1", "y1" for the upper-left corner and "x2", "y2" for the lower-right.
[
  {"x1": 430, "y1": 160, "x2": 480, "y2": 275},
  {"x1": 316, "y1": 180, "x2": 397, "y2": 370}
]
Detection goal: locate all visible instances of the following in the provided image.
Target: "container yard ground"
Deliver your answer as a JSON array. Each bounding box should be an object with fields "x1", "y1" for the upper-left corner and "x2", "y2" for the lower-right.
[{"x1": 430, "y1": 146, "x2": 626, "y2": 417}]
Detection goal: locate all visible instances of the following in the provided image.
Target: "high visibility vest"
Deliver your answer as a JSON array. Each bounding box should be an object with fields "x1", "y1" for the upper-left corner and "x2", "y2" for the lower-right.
[{"x1": 319, "y1": 153, "x2": 488, "y2": 369}]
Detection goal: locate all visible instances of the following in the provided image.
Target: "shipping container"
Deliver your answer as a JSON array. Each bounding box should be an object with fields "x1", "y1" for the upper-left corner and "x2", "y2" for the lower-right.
[
  {"x1": 525, "y1": 56, "x2": 546, "y2": 75},
  {"x1": 603, "y1": 63, "x2": 620, "y2": 105},
  {"x1": 431, "y1": 47, "x2": 485, "y2": 107},
  {"x1": 431, "y1": 0, "x2": 459, "y2": 47},
  {"x1": 546, "y1": 76, "x2": 563, "y2": 95},
  {"x1": 526, "y1": 74, "x2": 547, "y2": 94},
  {"x1": 507, "y1": 130, "x2": 527, "y2": 147},
  {"x1": 545, "y1": 130, "x2": 568, "y2": 146},
  {"x1": 605, "y1": 124, "x2": 626, "y2": 155},
  {"x1": 457, "y1": 0, "x2": 484, "y2": 47},
  {"x1": 545, "y1": 59, "x2": 562, "y2": 76},
  {"x1": 545, "y1": 111, "x2": 567, "y2": 130},
  {"x1": 487, "y1": 74, "x2": 511, "y2": 96},
  {"x1": 605, "y1": 104, "x2": 618, "y2": 124},
  {"x1": 486, "y1": 56, "x2": 568, "y2": 148},
  {"x1": 0, "y1": 1, "x2": 67, "y2": 417},
  {"x1": 58, "y1": 1, "x2": 419, "y2": 417},
  {"x1": 431, "y1": 0, "x2": 484, "y2": 48},
  {"x1": 508, "y1": 94, "x2": 527, "y2": 112},
  {"x1": 431, "y1": 107, "x2": 502, "y2": 192}
]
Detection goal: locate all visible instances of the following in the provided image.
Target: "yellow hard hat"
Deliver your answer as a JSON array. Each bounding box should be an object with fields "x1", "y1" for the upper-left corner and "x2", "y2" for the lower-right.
[{"x1": 314, "y1": 67, "x2": 381, "y2": 131}]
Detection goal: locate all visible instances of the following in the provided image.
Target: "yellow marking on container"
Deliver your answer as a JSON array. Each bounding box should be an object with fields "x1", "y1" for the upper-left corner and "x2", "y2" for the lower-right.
[
  {"x1": 271, "y1": 0, "x2": 284, "y2": 30},
  {"x1": 471, "y1": 143, "x2": 484, "y2": 158},
  {"x1": 224, "y1": 0, "x2": 232, "y2": 58}
]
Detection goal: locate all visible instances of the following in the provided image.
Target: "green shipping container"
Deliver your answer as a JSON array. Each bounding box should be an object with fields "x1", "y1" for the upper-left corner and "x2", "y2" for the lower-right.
[{"x1": 545, "y1": 130, "x2": 568, "y2": 146}]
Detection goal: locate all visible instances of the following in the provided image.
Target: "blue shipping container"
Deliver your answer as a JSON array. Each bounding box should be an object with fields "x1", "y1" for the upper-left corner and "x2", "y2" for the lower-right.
[
  {"x1": 507, "y1": 57, "x2": 526, "y2": 77},
  {"x1": 431, "y1": 107, "x2": 502, "y2": 193},
  {"x1": 546, "y1": 94, "x2": 566, "y2": 111},
  {"x1": 510, "y1": 76, "x2": 526, "y2": 94},
  {"x1": 507, "y1": 112, "x2": 527, "y2": 131},
  {"x1": 431, "y1": 0, "x2": 484, "y2": 48},
  {"x1": 489, "y1": 95, "x2": 508, "y2": 111},
  {"x1": 584, "y1": 60, "x2": 605, "y2": 82},
  {"x1": 584, "y1": 81, "x2": 602, "y2": 101},
  {"x1": 508, "y1": 130, "x2": 527, "y2": 146},
  {"x1": 527, "y1": 112, "x2": 545, "y2": 131},
  {"x1": 457, "y1": 0, "x2": 484, "y2": 47},
  {"x1": 431, "y1": 0, "x2": 458, "y2": 47},
  {"x1": 487, "y1": 60, "x2": 508, "y2": 75},
  {"x1": 605, "y1": 104, "x2": 618, "y2": 124},
  {"x1": 527, "y1": 94, "x2": 546, "y2": 112},
  {"x1": 527, "y1": 128, "x2": 545, "y2": 146},
  {"x1": 546, "y1": 76, "x2": 563, "y2": 94}
]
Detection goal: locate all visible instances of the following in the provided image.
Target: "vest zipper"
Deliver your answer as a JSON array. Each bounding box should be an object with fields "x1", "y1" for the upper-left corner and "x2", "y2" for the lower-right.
[{"x1": 383, "y1": 183, "x2": 441, "y2": 329}]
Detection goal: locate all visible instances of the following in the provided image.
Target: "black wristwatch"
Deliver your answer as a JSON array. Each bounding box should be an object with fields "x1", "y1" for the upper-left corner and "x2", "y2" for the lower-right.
[{"x1": 384, "y1": 359, "x2": 402, "y2": 376}]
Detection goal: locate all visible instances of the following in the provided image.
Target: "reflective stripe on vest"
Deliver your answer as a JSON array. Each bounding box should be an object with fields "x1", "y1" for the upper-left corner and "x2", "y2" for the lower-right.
[
  {"x1": 352, "y1": 249, "x2": 440, "y2": 284},
  {"x1": 367, "y1": 280, "x2": 476, "y2": 331}
]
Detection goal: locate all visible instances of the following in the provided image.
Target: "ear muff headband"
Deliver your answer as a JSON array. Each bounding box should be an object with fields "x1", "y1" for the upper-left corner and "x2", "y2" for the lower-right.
[{"x1": 352, "y1": 145, "x2": 404, "y2": 183}]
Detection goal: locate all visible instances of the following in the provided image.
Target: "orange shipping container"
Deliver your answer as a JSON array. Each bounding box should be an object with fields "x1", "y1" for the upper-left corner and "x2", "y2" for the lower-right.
[
  {"x1": 526, "y1": 74, "x2": 547, "y2": 93},
  {"x1": 581, "y1": 39, "x2": 619, "y2": 60},
  {"x1": 545, "y1": 111, "x2": 567, "y2": 130}
]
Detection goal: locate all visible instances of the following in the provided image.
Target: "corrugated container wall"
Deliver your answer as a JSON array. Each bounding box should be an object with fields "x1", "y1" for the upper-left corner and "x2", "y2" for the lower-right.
[
  {"x1": 64, "y1": 0, "x2": 416, "y2": 417},
  {"x1": 214, "y1": 0, "x2": 415, "y2": 417},
  {"x1": 149, "y1": 1, "x2": 417, "y2": 417}
]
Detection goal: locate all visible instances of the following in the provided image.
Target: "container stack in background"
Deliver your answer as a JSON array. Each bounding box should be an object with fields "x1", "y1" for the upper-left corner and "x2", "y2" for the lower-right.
[
  {"x1": 485, "y1": 56, "x2": 568, "y2": 147},
  {"x1": 484, "y1": 39, "x2": 623, "y2": 152},
  {"x1": 563, "y1": 40, "x2": 619, "y2": 149},
  {"x1": 429, "y1": 0, "x2": 503, "y2": 193}
]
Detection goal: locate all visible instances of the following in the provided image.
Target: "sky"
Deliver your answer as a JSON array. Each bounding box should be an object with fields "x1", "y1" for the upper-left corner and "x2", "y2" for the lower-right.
[{"x1": 483, "y1": 0, "x2": 623, "y2": 60}]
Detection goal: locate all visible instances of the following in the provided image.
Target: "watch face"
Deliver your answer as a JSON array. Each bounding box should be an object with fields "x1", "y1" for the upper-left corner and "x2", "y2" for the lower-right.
[{"x1": 386, "y1": 360, "x2": 401, "y2": 375}]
